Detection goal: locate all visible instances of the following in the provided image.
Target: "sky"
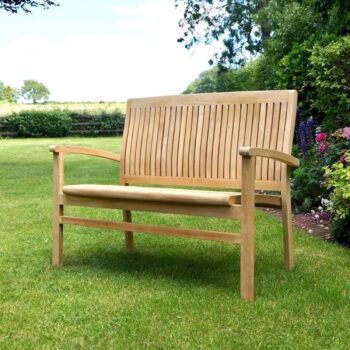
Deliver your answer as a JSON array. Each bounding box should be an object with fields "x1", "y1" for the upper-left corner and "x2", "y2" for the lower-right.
[{"x1": 0, "y1": 0, "x2": 218, "y2": 102}]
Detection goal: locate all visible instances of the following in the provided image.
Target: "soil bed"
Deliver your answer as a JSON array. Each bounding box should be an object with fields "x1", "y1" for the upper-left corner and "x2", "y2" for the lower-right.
[{"x1": 262, "y1": 208, "x2": 331, "y2": 241}]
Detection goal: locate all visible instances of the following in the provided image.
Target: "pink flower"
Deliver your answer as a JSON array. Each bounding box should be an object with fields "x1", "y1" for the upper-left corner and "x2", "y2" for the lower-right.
[
  {"x1": 319, "y1": 144, "x2": 327, "y2": 152},
  {"x1": 315, "y1": 133, "x2": 327, "y2": 142},
  {"x1": 343, "y1": 127, "x2": 350, "y2": 140},
  {"x1": 339, "y1": 155, "x2": 346, "y2": 163}
]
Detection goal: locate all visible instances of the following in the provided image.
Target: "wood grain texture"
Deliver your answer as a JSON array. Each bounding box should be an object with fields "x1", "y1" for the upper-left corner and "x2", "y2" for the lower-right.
[
  {"x1": 240, "y1": 155, "x2": 256, "y2": 302},
  {"x1": 51, "y1": 90, "x2": 299, "y2": 301},
  {"x1": 49, "y1": 145, "x2": 120, "y2": 162},
  {"x1": 60, "y1": 194, "x2": 242, "y2": 220},
  {"x1": 121, "y1": 90, "x2": 298, "y2": 190},
  {"x1": 62, "y1": 184, "x2": 242, "y2": 206},
  {"x1": 60, "y1": 216, "x2": 241, "y2": 244},
  {"x1": 52, "y1": 152, "x2": 64, "y2": 267}
]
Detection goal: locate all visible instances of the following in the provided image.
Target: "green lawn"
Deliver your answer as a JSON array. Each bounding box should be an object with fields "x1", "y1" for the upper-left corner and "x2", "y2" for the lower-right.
[{"x1": 1, "y1": 137, "x2": 349, "y2": 349}]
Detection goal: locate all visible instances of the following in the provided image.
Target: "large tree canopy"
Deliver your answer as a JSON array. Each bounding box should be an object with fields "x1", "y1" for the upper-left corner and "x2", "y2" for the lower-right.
[
  {"x1": 0, "y1": 0, "x2": 58, "y2": 13},
  {"x1": 21, "y1": 79, "x2": 50, "y2": 103},
  {"x1": 175, "y1": 0, "x2": 350, "y2": 67},
  {"x1": 180, "y1": 0, "x2": 350, "y2": 129}
]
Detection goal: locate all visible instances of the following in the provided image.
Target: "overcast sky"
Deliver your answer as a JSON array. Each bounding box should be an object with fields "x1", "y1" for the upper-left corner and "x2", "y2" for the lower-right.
[{"x1": 0, "y1": 0, "x2": 218, "y2": 102}]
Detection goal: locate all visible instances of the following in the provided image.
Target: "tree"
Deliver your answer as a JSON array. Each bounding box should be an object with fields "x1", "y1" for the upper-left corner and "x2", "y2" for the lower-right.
[
  {"x1": 175, "y1": 0, "x2": 350, "y2": 67},
  {"x1": 21, "y1": 79, "x2": 50, "y2": 103},
  {"x1": 0, "y1": 0, "x2": 58, "y2": 13},
  {"x1": 0, "y1": 80, "x2": 5, "y2": 100},
  {"x1": 4, "y1": 85, "x2": 18, "y2": 102},
  {"x1": 175, "y1": 0, "x2": 271, "y2": 67}
]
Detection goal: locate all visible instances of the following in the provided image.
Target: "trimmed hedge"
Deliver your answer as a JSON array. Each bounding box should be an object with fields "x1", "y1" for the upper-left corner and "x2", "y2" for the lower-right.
[
  {"x1": 10, "y1": 110, "x2": 72, "y2": 137},
  {"x1": 0, "y1": 109, "x2": 125, "y2": 138}
]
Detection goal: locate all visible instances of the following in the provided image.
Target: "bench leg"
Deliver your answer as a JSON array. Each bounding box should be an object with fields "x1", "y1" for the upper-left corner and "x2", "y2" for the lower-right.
[
  {"x1": 123, "y1": 210, "x2": 134, "y2": 251},
  {"x1": 281, "y1": 169, "x2": 294, "y2": 271},
  {"x1": 240, "y1": 155, "x2": 255, "y2": 302},
  {"x1": 53, "y1": 204, "x2": 64, "y2": 266},
  {"x1": 52, "y1": 152, "x2": 64, "y2": 267}
]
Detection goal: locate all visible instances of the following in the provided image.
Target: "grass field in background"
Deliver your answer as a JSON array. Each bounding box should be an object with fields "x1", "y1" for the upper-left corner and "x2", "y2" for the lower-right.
[
  {"x1": 0, "y1": 101, "x2": 126, "y2": 117},
  {"x1": 1, "y1": 137, "x2": 350, "y2": 349}
]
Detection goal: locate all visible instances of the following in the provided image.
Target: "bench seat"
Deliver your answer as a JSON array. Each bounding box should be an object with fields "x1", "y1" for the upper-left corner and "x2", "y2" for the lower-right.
[{"x1": 63, "y1": 184, "x2": 241, "y2": 206}]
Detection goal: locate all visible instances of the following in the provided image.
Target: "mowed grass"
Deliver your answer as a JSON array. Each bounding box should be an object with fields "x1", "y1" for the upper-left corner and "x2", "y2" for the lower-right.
[
  {"x1": 0, "y1": 101, "x2": 126, "y2": 117},
  {"x1": 1, "y1": 137, "x2": 350, "y2": 349}
]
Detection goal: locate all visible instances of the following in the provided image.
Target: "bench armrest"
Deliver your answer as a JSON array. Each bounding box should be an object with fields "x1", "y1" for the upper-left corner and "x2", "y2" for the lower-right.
[
  {"x1": 239, "y1": 147, "x2": 299, "y2": 168},
  {"x1": 49, "y1": 145, "x2": 120, "y2": 162}
]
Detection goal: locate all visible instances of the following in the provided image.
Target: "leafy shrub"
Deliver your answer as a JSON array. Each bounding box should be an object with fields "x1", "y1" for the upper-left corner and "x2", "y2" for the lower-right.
[
  {"x1": 323, "y1": 151, "x2": 350, "y2": 246},
  {"x1": 10, "y1": 110, "x2": 72, "y2": 137},
  {"x1": 310, "y1": 36, "x2": 350, "y2": 131},
  {"x1": 329, "y1": 216, "x2": 350, "y2": 247}
]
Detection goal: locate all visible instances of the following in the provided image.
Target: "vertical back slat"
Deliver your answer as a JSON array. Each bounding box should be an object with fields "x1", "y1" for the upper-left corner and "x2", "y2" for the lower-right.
[
  {"x1": 134, "y1": 107, "x2": 145, "y2": 175},
  {"x1": 212, "y1": 104, "x2": 222, "y2": 179},
  {"x1": 172, "y1": 106, "x2": 182, "y2": 177},
  {"x1": 183, "y1": 106, "x2": 192, "y2": 177},
  {"x1": 161, "y1": 107, "x2": 171, "y2": 176},
  {"x1": 218, "y1": 104, "x2": 229, "y2": 179},
  {"x1": 262, "y1": 103, "x2": 274, "y2": 180},
  {"x1": 255, "y1": 103, "x2": 266, "y2": 180},
  {"x1": 188, "y1": 106, "x2": 198, "y2": 178},
  {"x1": 224, "y1": 104, "x2": 234, "y2": 179},
  {"x1": 275, "y1": 102, "x2": 288, "y2": 181},
  {"x1": 268, "y1": 102, "x2": 281, "y2": 180},
  {"x1": 200, "y1": 105, "x2": 210, "y2": 178},
  {"x1": 150, "y1": 107, "x2": 160, "y2": 176},
  {"x1": 231, "y1": 104, "x2": 241, "y2": 179},
  {"x1": 236, "y1": 104, "x2": 248, "y2": 180},
  {"x1": 206, "y1": 105, "x2": 216, "y2": 178},
  {"x1": 130, "y1": 108, "x2": 141, "y2": 175},
  {"x1": 194, "y1": 106, "x2": 204, "y2": 178},
  {"x1": 125, "y1": 107, "x2": 137, "y2": 175},
  {"x1": 140, "y1": 108, "x2": 150, "y2": 176},
  {"x1": 155, "y1": 107, "x2": 166, "y2": 176},
  {"x1": 177, "y1": 106, "x2": 188, "y2": 177},
  {"x1": 145, "y1": 107, "x2": 155, "y2": 176}
]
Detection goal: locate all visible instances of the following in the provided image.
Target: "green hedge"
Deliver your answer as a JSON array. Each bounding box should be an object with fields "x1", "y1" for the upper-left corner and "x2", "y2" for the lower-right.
[
  {"x1": 1, "y1": 109, "x2": 125, "y2": 138},
  {"x1": 8, "y1": 110, "x2": 72, "y2": 137}
]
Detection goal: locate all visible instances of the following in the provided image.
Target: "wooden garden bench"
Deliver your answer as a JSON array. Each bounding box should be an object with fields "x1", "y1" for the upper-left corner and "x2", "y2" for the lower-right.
[{"x1": 49, "y1": 90, "x2": 299, "y2": 301}]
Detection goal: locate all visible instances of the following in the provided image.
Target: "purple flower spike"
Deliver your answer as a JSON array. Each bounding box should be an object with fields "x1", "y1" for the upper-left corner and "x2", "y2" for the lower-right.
[{"x1": 298, "y1": 121, "x2": 307, "y2": 154}]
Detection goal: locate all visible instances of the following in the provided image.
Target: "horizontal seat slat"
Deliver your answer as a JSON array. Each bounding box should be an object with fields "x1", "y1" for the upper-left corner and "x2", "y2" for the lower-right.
[
  {"x1": 60, "y1": 194, "x2": 242, "y2": 219},
  {"x1": 63, "y1": 184, "x2": 241, "y2": 206}
]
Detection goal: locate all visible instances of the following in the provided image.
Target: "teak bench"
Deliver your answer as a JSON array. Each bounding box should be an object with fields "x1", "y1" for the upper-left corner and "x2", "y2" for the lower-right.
[{"x1": 49, "y1": 90, "x2": 299, "y2": 301}]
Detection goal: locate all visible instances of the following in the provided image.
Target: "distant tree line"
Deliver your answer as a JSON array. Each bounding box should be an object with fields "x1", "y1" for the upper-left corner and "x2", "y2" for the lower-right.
[{"x1": 0, "y1": 79, "x2": 50, "y2": 103}]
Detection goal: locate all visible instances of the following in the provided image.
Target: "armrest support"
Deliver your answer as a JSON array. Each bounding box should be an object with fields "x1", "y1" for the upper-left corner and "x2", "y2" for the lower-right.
[
  {"x1": 49, "y1": 145, "x2": 120, "y2": 162},
  {"x1": 239, "y1": 147, "x2": 299, "y2": 168}
]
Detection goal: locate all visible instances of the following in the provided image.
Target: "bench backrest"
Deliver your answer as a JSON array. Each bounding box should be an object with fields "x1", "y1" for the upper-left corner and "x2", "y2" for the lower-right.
[{"x1": 121, "y1": 90, "x2": 297, "y2": 191}]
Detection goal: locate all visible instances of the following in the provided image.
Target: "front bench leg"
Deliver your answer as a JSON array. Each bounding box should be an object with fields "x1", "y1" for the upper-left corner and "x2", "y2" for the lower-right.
[
  {"x1": 240, "y1": 154, "x2": 256, "y2": 301},
  {"x1": 53, "y1": 152, "x2": 64, "y2": 267}
]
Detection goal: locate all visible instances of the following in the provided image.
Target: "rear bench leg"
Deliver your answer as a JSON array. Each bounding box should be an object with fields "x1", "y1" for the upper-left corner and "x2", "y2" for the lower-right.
[
  {"x1": 281, "y1": 167, "x2": 294, "y2": 271},
  {"x1": 123, "y1": 210, "x2": 134, "y2": 251},
  {"x1": 53, "y1": 204, "x2": 64, "y2": 266}
]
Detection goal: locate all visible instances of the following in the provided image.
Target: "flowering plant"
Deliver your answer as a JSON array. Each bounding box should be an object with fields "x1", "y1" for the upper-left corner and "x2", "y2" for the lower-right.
[
  {"x1": 293, "y1": 115, "x2": 350, "y2": 245},
  {"x1": 292, "y1": 114, "x2": 350, "y2": 212}
]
